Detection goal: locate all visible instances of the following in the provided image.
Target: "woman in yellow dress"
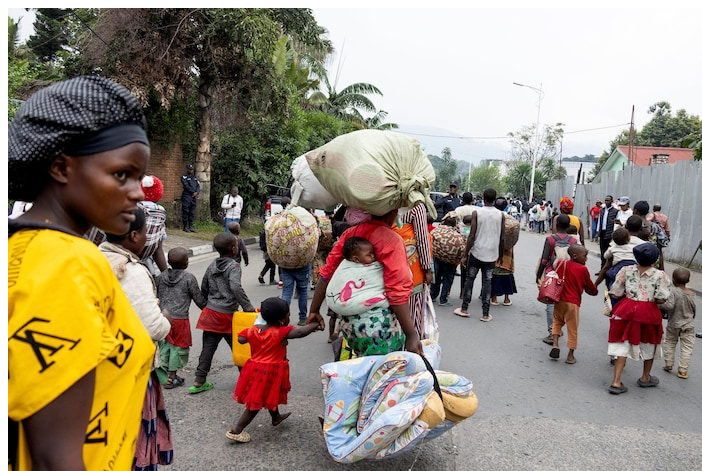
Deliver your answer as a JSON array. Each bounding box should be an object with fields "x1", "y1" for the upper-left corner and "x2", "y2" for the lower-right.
[{"x1": 8, "y1": 76, "x2": 156, "y2": 471}]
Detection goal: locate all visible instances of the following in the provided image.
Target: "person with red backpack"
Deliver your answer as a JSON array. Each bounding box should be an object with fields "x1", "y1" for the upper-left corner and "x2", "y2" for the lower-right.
[
  {"x1": 536, "y1": 214, "x2": 579, "y2": 344},
  {"x1": 554, "y1": 196, "x2": 585, "y2": 246}
]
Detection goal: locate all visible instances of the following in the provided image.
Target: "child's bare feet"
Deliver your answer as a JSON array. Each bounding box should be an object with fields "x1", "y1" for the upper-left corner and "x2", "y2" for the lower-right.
[{"x1": 272, "y1": 412, "x2": 291, "y2": 426}]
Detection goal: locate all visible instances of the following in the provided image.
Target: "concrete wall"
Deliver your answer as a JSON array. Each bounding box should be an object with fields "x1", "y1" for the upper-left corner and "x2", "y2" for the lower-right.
[{"x1": 546, "y1": 159, "x2": 702, "y2": 266}]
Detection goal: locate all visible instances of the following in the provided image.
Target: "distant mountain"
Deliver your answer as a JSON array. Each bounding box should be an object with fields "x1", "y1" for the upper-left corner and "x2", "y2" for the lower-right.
[
  {"x1": 562, "y1": 155, "x2": 597, "y2": 162},
  {"x1": 392, "y1": 124, "x2": 512, "y2": 165}
]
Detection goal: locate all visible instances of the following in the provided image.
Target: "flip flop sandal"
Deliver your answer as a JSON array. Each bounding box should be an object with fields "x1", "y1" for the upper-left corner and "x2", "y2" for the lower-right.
[
  {"x1": 565, "y1": 358, "x2": 577, "y2": 364},
  {"x1": 503, "y1": 301, "x2": 513, "y2": 306},
  {"x1": 636, "y1": 376, "x2": 660, "y2": 388},
  {"x1": 163, "y1": 378, "x2": 176, "y2": 389},
  {"x1": 549, "y1": 347, "x2": 560, "y2": 359},
  {"x1": 188, "y1": 381, "x2": 214, "y2": 394},
  {"x1": 480, "y1": 315, "x2": 493, "y2": 322},
  {"x1": 225, "y1": 430, "x2": 251, "y2": 443},
  {"x1": 677, "y1": 370, "x2": 689, "y2": 379},
  {"x1": 172, "y1": 377, "x2": 185, "y2": 387},
  {"x1": 453, "y1": 308, "x2": 470, "y2": 318}
]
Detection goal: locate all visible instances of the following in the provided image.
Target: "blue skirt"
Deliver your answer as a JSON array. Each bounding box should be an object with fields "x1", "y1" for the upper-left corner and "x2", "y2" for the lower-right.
[{"x1": 491, "y1": 274, "x2": 517, "y2": 296}]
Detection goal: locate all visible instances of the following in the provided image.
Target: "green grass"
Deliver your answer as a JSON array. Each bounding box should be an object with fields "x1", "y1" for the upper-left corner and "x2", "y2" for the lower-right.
[{"x1": 171, "y1": 218, "x2": 263, "y2": 241}]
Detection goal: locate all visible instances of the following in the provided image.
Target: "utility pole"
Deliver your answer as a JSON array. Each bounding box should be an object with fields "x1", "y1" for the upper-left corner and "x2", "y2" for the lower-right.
[
  {"x1": 513, "y1": 82, "x2": 544, "y2": 203},
  {"x1": 628, "y1": 105, "x2": 635, "y2": 165}
]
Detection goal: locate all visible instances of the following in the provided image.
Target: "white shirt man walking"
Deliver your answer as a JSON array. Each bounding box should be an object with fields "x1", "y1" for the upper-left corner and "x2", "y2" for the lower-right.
[{"x1": 454, "y1": 188, "x2": 505, "y2": 322}]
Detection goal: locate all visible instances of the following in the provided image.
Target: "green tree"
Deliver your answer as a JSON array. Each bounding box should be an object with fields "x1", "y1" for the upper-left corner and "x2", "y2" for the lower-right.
[
  {"x1": 683, "y1": 130, "x2": 702, "y2": 160},
  {"x1": 76, "y1": 8, "x2": 331, "y2": 219},
  {"x1": 308, "y1": 63, "x2": 384, "y2": 129},
  {"x1": 532, "y1": 169, "x2": 547, "y2": 200},
  {"x1": 638, "y1": 101, "x2": 702, "y2": 147},
  {"x1": 26, "y1": 8, "x2": 72, "y2": 62},
  {"x1": 364, "y1": 110, "x2": 398, "y2": 130},
  {"x1": 469, "y1": 165, "x2": 503, "y2": 196},
  {"x1": 433, "y1": 147, "x2": 457, "y2": 192},
  {"x1": 507, "y1": 122, "x2": 564, "y2": 168},
  {"x1": 504, "y1": 162, "x2": 533, "y2": 199},
  {"x1": 540, "y1": 157, "x2": 567, "y2": 181}
]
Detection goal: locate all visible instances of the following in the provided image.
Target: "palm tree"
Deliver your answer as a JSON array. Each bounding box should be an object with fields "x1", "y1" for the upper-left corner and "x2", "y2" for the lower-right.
[
  {"x1": 308, "y1": 64, "x2": 384, "y2": 128},
  {"x1": 540, "y1": 158, "x2": 567, "y2": 180},
  {"x1": 505, "y1": 162, "x2": 533, "y2": 199},
  {"x1": 364, "y1": 110, "x2": 398, "y2": 130}
]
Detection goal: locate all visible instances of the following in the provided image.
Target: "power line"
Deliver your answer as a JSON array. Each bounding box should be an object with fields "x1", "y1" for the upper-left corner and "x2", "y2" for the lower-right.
[{"x1": 399, "y1": 122, "x2": 631, "y2": 141}]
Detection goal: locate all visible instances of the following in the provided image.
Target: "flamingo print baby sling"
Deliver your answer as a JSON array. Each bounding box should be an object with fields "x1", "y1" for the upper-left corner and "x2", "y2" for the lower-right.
[{"x1": 326, "y1": 259, "x2": 390, "y2": 316}]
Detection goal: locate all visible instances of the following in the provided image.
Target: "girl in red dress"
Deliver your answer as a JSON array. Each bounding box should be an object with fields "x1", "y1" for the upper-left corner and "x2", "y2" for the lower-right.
[{"x1": 226, "y1": 297, "x2": 320, "y2": 443}]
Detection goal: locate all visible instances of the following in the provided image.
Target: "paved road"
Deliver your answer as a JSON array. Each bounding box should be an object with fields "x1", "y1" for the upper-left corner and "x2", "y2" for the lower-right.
[{"x1": 161, "y1": 230, "x2": 702, "y2": 470}]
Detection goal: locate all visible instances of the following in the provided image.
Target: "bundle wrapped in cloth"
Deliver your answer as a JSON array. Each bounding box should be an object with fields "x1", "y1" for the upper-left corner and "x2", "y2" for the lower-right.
[
  {"x1": 319, "y1": 342, "x2": 477, "y2": 463},
  {"x1": 431, "y1": 223, "x2": 466, "y2": 265},
  {"x1": 264, "y1": 206, "x2": 319, "y2": 269},
  {"x1": 503, "y1": 213, "x2": 520, "y2": 250},
  {"x1": 305, "y1": 129, "x2": 437, "y2": 220}
]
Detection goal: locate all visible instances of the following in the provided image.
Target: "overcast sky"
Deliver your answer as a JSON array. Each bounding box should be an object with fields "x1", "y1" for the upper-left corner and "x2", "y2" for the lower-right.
[
  {"x1": 312, "y1": 6, "x2": 702, "y2": 162},
  {"x1": 8, "y1": 5, "x2": 702, "y2": 164}
]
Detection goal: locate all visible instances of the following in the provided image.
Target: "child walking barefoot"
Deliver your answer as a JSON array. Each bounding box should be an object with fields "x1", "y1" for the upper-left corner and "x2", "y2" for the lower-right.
[{"x1": 226, "y1": 297, "x2": 320, "y2": 443}]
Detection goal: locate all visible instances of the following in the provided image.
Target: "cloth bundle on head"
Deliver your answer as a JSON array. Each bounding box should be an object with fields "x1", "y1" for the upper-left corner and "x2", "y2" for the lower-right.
[
  {"x1": 633, "y1": 243, "x2": 659, "y2": 267},
  {"x1": 8, "y1": 76, "x2": 149, "y2": 201},
  {"x1": 140, "y1": 175, "x2": 163, "y2": 203},
  {"x1": 559, "y1": 197, "x2": 574, "y2": 213},
  {"x1": 304, "y1": 130, "x2": 437, "y2": 219}
]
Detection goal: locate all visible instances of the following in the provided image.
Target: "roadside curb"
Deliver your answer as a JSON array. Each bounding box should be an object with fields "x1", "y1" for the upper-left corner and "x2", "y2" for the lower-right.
[{"x1": 185, "y1": 236, "x2": 258, "y2": 258}]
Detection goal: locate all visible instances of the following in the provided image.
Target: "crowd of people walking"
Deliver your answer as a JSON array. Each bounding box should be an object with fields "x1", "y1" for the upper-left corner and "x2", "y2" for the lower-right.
[{"x1": 8, "y1": 76, "x2": 696, "y2": 469}]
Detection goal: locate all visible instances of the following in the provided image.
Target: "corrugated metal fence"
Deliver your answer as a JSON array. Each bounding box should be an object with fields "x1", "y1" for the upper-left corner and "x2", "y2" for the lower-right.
[{"x1": 546, "y1": 160, "x2": 702, "y2": 266}]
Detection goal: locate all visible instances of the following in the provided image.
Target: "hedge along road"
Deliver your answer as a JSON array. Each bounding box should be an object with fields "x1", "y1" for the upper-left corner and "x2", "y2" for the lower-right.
[{"x1": 161, "y1": 231, "x2": 702, "y2": 470}]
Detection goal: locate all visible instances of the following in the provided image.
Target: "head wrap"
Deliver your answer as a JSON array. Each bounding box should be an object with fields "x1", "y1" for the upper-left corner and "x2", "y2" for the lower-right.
[
  {"x1": 345, "y1": 207, "x2": 372, "y2": 226},
  {"x1": 140, "y1": 175, "x2": 164, "y2": 203},
  {"x1": 559, "y1": 197, "x2": 574, "y2": 213},
  {"x1": 633, "y1": 243, "x2": 659, "y2": 267},
  {"x1": 8, "y1": 76, "x2": 148, "y2": 201}
]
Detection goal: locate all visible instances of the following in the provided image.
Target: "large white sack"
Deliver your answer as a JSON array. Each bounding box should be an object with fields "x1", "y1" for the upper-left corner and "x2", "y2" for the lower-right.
[
  {"x1": 290, "y1": 154, "x2": 339, "y2": 210},
  {"x1": 305, "y1": 130, "x2": 437, "y2": 219}
]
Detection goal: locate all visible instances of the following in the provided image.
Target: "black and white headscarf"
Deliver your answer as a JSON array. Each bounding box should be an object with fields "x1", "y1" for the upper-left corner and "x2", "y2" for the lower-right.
[{"x1": 8, "y1": 76, "x2": 149, "y2": 201}]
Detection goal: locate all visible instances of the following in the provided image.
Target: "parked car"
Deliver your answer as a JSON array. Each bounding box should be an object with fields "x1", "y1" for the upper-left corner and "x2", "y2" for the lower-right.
[{"x1": 263, "y1": 184, "x2": 289, "y2": 222}]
